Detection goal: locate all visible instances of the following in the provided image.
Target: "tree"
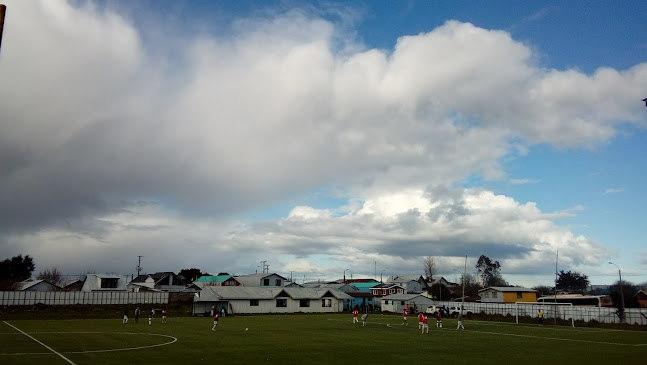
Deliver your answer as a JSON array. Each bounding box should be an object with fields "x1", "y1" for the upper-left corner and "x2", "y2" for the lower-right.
[
  {"x1": 428, "y1": 282, "x2": 452, "y2": 300},
  {"x1": 555, "y1": 270, "x2": 589, "y2": 293},
  {"x1": 0, "y1": 254, "x2": 35, "y2": 289},
  {"x1": 178, "y1": 268, "x2": 205, "y2": 282},
  {"x1": 609, "y1": 280, "x2": 638, "y2": 309},
  {"x1": 423, "y1": 256, "x2": 437, "y2": 281},
  {"x1": 475, "y1": 255, "x2": 503, "y2": 287},
  {"x1": 461, "y1": 273, "x2": 482, "y2": 298},
  {"x1": 533, "y1": 285, "x2": 553, "y2": 297},
  {"x1": 36, "y1": 267, "x2": 64, "y2": 287}
]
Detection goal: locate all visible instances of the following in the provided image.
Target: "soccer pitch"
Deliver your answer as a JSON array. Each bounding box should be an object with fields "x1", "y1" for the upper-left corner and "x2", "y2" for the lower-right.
[{"x1": 1, "y1": 314, "x2": 645, "y2": 364}]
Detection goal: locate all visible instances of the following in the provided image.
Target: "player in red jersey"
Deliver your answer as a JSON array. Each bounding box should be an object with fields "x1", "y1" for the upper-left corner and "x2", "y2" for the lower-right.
[
  {"x1": 436, "y1": 311, "x2": 443, "y2": 328},
  {"x1": 403, "y1": 308, "x2": 408, "y2": 326},
  {"x1": 212, "y1": 313, "x2": 219, "y2": 331},
  {"x1": 162, "y1": 309, "x2": 167, "y2": 324},
  {"x1": 353, "y1": 309, "x2": 359, "y2": 324},
  {"x1": 418, "y1": 312, "x2": 424, "y2": 329},
  {"x1": 421, "y1": 314, "x2": 429, "y2": 334}
]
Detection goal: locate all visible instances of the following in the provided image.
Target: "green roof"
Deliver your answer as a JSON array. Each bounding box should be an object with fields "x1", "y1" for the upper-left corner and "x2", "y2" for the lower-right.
[{"x1": 195, "y1": 275, "x2": 231, "y2": 282}]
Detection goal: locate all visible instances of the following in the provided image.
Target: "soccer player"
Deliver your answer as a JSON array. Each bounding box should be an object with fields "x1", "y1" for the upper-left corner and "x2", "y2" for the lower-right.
[
  {"x1": 211, "y1": 305, "x2": 214, "y2": 317},
  {"x1": 436, "y1": 311, "x2": 443, "y2": 328},
  {"x1": 418, "y1": 312, "x2": 424, "y2": 329},
  {"x1": 134, "y1": 307, "x2": 140, "y2": 323},
  {"x1": 361, "y1": 313, "x2": 368, "y2": 327},
  {"x1": 212, "y1": 313, "x2": 219, "y2": 331},
  {"x1": 123, "y1": 308, "x2": 128, "y2": 324},
  {"x1": 421, "y1": 314, "x2": 429, "y2": 334},
  {"x1": 149, "y1": 308, "x2": 153, "y2": 326},
  {"x1": 456, "y1": 312, "x2": 465, "y2": 330},
  {"x1": 538, "y1": 310, "x2": 543, "y2": 326},
  {"x1": 403, "y1": 308, "x2": 408, "y2": 326},
  {"x1": 353, "y1": 309, "x2": 359, "y2": 324},
  {"x1": 162, "y1": 309, "x2": 167, "y2": 324}
]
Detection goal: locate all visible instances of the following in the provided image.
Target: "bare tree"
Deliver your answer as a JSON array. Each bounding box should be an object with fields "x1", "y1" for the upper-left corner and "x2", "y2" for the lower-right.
[
  {"x1": 423, "y1": 256, "x2": 437, "y2": 281},
  {"x1": 36, "y1": 267, "x2": 63, "y2": 287}
]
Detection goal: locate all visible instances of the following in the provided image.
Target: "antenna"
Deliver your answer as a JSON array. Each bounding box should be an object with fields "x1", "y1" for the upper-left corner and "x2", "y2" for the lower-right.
[
  {"x1": 137, "y1": 256, "x2": 143, "y2": 276},
  {"x1": 259, "y1": 260, "x2": 269, "y2": 273}
]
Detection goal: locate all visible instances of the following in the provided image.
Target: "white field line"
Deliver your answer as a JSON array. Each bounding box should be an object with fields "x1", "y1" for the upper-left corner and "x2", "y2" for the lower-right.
[
  {"x1": 0, "y1": 331, "x2": 177, "y2": 355},
  {"x1": 457, "y1": 329, "x2": 645, "y2": 347},
  {"x1": 327, "y1": 318, "x2": 646, "y2": 347},
  {"x1": 3, "y1": 321, "x2": 77, "y2": 364}
]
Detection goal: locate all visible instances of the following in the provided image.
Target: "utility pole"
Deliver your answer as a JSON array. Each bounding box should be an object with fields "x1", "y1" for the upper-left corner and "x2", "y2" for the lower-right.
[
  {"x1": 136, "y1": 256, "x2": 143, "y2": 276},
  {"x1": 461, "y1": 255, "x2": 466, "y2": 315},
  {"x1": 0, "y1": 4, "x2": 6, "y2": 52},
  {"x1": 260, "y1": 261, "x2": 269, "y2": 273}
]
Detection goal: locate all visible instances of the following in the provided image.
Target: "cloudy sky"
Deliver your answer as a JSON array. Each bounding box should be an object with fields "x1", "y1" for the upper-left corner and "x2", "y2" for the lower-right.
[{"x1": 1, "y1": 0, "x2": 645, "y2": 287}]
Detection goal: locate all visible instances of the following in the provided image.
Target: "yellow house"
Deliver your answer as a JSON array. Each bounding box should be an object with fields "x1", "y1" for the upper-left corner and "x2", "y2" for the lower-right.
[{"x1": 478, "y1": 287, "x2": 538, "y2": 303}]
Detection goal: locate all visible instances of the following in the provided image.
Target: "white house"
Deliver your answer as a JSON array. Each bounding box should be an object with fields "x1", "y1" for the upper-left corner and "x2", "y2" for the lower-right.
[
  {"x1": 193, "y1": 286, "x2": 351, "y2": 315},
  {"x1": 387, "y1": 275, "x2": 427, "y2": 293},
  {"x1": 380, "y1": 293, "x2": 433, "y2": 314},
  {"x1": 80, "y1": 274, "x2": 130, "y2": 292},
  {"x1": 234, "y1": 273, "x2": 288, "y2": 287},
  {"x1": 12, "y1": 279, "x2": 61, "y2": 291}
]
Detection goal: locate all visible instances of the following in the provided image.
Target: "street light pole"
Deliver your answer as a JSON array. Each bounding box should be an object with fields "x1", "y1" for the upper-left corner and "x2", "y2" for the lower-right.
[
  {"x1": 380, "y1": 270, "x2": 385, "y2": 284},
  {"x1": 343, "y1": 269, "x2": 349, "y2": 283},
  {"x1": 609, "y1": 262, "x2": 625, "y2": 322}
]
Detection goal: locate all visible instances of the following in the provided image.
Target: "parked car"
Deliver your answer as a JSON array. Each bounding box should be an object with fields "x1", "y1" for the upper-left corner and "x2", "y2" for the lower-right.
[
  {"x1": 448, "y1": 306, "x2": 473, "y2": 317},
  {"x1": 425, "y1": 305, "x2": 438, "y2": 314}
]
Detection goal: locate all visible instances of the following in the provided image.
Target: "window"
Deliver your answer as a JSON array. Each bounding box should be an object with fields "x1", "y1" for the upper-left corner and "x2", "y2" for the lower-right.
[
  {"x1": 492, "y1": 292, "x2": 498, "y2": 298},
  {"x1": 384, "y1": 300, "x2": 389, "y2": 305},
  {"x1": 322, "y1": 299, "x2": 332, "y2": 307},
  {"x1": 517, "y1": 292, "x2": 523, "y2": 298},
  {"x1": 275, "y1": 279, "x2": 282, "y2": 286},
  {"x1": 389, "y1": 289, "x2": 395, "y2": 294},
  {"x1": 263, "y1": 279, "x2": 270, "y2": 286},
  {"x1": 250, "y1": 299, "x2": 259, "y2": 306},
  {"x1": 100, "y1": 278, "x2": 118, "y2": 289},
  {"x1": 400, "y1": 301, "x2": 405, "y2": 305},
  {"x1": 276, "y1": 299, "x2": 287, "y2": 307},
  {"x1": 484, "y1": 292, "x2": 489, "y2": 298},
  {"x1": 300, "y1": 299, "x2": 310, "y2": 307}
]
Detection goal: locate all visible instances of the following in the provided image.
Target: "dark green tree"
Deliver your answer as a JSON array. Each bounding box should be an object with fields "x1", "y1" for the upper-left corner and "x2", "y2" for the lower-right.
[
  {"x1": 178, "y1": 268, "x2": 204, "y2": 282},
  {"x1": 476, "y1": 255, "x2": 504, "y2": 287},
  {"x1": 533, "y1": 285, "x2": 553, "y2": 297},
  {"x1": 555, "y1": 270, "x2": 589, "y2": 293},
  {"x1": 428, "y1": 282, "x2": 452, "y2": 300},
  {"x1": 0, "y1": 254, "x2": 35, "y2": 289}
]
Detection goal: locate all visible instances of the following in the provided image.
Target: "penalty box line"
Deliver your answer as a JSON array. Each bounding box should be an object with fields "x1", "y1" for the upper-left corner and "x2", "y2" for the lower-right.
[{"x1": 3, "y1": 321, "x2": 77, "y2": 365}]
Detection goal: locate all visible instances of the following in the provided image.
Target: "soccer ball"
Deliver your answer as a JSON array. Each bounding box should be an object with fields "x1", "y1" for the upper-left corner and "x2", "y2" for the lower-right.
[{"x1": 245, "y1": 328, "x2": 248, "y2": 331}]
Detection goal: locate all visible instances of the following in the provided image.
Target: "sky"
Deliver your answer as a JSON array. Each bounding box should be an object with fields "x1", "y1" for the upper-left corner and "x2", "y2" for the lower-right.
[{"x1": 0, "y1": 0, "x2": 646, "y2": 287}]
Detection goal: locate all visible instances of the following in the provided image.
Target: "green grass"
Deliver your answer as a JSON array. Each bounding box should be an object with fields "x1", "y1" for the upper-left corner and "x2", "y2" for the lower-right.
[{"x1": 1, "y1": 313, "x2": 646, "y2": 364}]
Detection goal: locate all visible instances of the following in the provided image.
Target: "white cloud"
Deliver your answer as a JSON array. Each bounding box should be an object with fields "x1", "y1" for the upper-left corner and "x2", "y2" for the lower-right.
[
  {"x1": 0, "y1": 1, "x2": 643, "y2": 282},
  {"x1": 603, "y1": 188, "x2": 624, "y2": 195}
]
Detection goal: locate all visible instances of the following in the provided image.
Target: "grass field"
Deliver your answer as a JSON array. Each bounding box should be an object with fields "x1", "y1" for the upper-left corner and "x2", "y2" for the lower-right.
[{"x1": 1, "y1": 313, "x2": 646, "y2": 364}]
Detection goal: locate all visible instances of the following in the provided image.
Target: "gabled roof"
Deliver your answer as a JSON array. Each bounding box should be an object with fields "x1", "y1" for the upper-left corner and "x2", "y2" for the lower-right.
[
  {"x1": 371, "y1": 283, "x2": 404, "y2": 289},
  {"x1": 388, "y1": 275, "x2": 425, "y2": 283},
  {"x1": 234, "y1": 273, "x2": 288, "y2": 287},
  {"x1": 479, "y1": 286, "x2": 537, "y2": 293},
  {"x1": 12, "y1": 279, "x2": 61, "y2": 291},
  {"x1": 196, "y1": 286, "x2": 351, "y2": 302},
  {"x1": 195, "y1": 275, "x2": 235, "y2": 283},
  {"x1": 381, "y1": 293, "x2": 426, "y2": 301}
]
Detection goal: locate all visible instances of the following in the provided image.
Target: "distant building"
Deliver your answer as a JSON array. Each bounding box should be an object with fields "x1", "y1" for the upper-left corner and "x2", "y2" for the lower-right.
[
  {"x1": 234, "y1": 273, "x2": 288, "y2": 287},
  {"x1": 193, "y1": 274, "x2": 241, "y2": 288},
  {"x1": 81, "y1": 274, "x2": 130, "y2": 292},
  {"x1": 479, "y1": 287, "x2": 538, "y2": 303},
  {"x1": 12, "y1": 279, "x2": 61, "y2": 292},
  {"x1": 387, "y1": 275, "x2": 427, "y2": 293}
]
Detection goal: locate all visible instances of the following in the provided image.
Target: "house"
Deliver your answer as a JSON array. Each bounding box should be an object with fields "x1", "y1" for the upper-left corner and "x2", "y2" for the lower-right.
[
  {"x1": 194, "y1": 274, "x2": 241, "y2": 288},
  {"x1": 12, "y1": 279, "x2": 61, "y2": 291},
  {"x1": 380, "y1": 293, "x2": 433, "y2": 314},
  {"x1": 387, "y1": 275, "x2": 427, "y2": 293},
  {"x1": 478, "y1": 287, "x2": 538, "y2": 303},
  {"x1": 635, "y1": 290, "x2": 647, "y2": 308},
  {"x1": 303, "y1": 282, "x2": 362, "y2": 311},
  {"x1": 127, "y1": 272, "x2": 192, "y2": 292},
  {"x1": 193, "y1": 286, "x2": 351, "y2": 315},
  {"x1": 61, "y1": 279, "x2": 84, "y2": 291},
  {"x1": 371, "y1": 283, "x2": 405, "y2": 308},
  {"x1": 80, "y1": 274, "x2": 130, "y2": 292},
  {"x1": 234, "y1": 273, "x2": 288, "y2": 287}
]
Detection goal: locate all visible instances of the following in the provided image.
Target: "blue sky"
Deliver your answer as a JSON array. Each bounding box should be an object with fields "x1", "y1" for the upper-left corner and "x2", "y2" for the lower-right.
[{"x1": 0, "y1": 0, "x2": 645, "y2": 287}]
